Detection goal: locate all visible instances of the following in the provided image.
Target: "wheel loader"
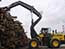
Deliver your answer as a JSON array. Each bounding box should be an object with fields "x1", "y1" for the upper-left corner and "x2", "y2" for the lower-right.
[
  {"x1": 27, "y1": 2, "x2": 65, "y2": 48},
  {"x1": 29, "y1": 26, "x2": 65, "y2": 48}
]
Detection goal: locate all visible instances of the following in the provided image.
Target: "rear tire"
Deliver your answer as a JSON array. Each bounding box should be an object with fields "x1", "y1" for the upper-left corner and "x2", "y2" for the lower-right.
[{"x1": 50, "y1": 39, "x2": 60, "y2": 48}]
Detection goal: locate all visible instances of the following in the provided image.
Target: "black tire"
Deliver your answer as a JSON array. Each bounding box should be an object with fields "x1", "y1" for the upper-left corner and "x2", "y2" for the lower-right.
[
  {"x1": 50, "y1": 39, "x2": 60, "y2": 48},
  {"x1": 28, "y1": 38, "x2": 39, "y2": 49}
]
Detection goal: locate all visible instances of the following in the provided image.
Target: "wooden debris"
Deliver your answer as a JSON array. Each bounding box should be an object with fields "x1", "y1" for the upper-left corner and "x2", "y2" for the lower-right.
[{"x1": 0, "y1": 8, "x2": 29, "y2": 49}]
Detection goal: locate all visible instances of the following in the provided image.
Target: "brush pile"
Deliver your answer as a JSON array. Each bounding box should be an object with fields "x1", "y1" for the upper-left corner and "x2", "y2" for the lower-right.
[{"x1": 0, "y1": 8, "x2": 29, "y2": 49}]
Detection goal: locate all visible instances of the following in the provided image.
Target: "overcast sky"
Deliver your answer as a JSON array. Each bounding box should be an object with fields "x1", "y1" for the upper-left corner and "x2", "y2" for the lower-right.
[{"x1": 0, "y1": 0, "x2": 65, "y2": 38}]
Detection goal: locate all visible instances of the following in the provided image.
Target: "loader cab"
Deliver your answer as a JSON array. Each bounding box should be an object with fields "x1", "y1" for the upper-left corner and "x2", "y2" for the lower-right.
[
  {"x1": 41, "y1": 28, "x2": 49, "y2": 34},
  {"x1": 40, "y1": 28, "x2": 51, "y2": 37}
]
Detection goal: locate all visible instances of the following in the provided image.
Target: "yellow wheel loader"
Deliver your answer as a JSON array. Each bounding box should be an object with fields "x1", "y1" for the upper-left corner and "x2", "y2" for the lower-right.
[{"x1": 29, "y1": 26, "x2": 65, "y2": 48}]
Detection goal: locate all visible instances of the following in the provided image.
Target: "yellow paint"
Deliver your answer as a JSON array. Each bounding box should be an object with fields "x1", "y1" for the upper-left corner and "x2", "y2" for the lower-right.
[
  {"x1": 52, "y1": 34, "x2": 65, "y2": 41},
  {"x1": 39, "y1": 33, "x2": 44, "y2": 38}
]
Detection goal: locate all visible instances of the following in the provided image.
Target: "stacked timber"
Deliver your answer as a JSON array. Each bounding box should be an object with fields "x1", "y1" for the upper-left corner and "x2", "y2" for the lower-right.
[{"x1": 0, "y1": 8, "x2": 29, "y2": 49}]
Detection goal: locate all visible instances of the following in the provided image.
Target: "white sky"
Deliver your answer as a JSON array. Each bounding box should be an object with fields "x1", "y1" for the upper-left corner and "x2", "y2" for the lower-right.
[{"x1": 0, "y1": 0, "x2": 65, "y2": 38}]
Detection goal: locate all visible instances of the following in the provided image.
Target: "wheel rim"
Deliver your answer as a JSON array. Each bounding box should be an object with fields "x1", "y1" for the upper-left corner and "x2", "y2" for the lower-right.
[
  {"x1": 31, "y1": 41, "x2": 37, "y2": 48},
  {"x1": 52, "y1": 40, "x2": 59, "y2": 47}
]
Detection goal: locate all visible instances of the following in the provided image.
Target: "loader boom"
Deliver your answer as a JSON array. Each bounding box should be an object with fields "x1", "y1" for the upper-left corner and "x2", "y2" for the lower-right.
[{"x1": 6, "y1": 1, "x2": 42, "y2": 38}]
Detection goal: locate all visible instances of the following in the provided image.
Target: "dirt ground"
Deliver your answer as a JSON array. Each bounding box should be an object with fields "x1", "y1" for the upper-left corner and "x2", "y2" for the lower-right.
[
  {"x1": 39, "y1": 46, "x2": 65, "y2": 49},
  {"x1": 21, "y1": 46, "x2": 65, "y2": 49}
]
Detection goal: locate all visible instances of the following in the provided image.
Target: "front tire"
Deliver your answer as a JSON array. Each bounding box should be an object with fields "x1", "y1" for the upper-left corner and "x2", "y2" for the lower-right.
[{"x1": 29, "y1": 38, "x2": 39, "y2": 49}]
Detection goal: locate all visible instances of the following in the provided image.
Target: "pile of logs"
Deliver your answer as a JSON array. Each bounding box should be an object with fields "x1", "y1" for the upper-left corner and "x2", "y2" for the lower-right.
[{"x1": 0, "y1": 8, "x2": 29, "y2": 49}]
